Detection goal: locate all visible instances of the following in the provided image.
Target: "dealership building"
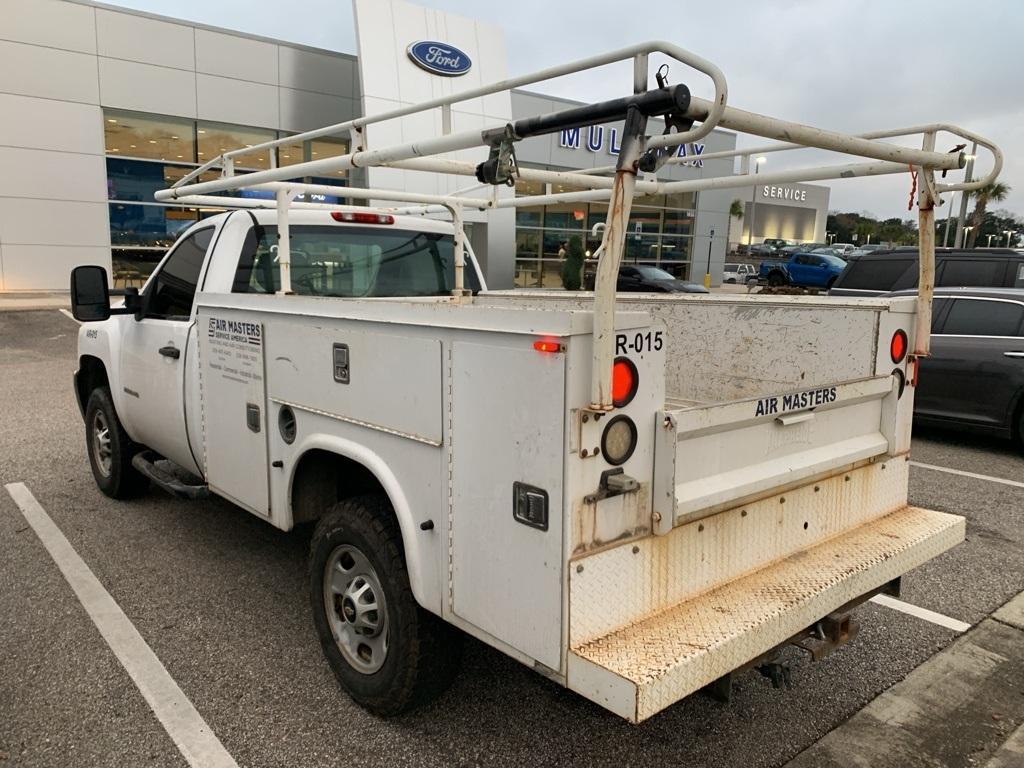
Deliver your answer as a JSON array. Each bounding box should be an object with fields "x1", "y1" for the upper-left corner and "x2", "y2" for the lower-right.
[{"x1": 0, "y1": 0, "x2": 829, "y2": 292}]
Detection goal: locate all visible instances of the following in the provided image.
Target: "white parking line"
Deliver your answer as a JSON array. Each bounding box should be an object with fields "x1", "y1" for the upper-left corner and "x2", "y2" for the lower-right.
[
  {"x1": 910, "y1": 461, "x2": 1024, "y2": 490},
  {"x1": 870, "y1": 594, "x2": 972, "y2": 633},
  {"x1": 4, "y1": 482, "x2": 239, "y2": 768}
]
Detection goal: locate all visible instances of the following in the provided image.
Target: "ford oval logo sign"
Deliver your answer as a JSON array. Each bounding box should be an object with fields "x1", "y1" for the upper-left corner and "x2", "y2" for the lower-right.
[{"x1": 406, "y1": 40, "x2": 472, "y2": 77}]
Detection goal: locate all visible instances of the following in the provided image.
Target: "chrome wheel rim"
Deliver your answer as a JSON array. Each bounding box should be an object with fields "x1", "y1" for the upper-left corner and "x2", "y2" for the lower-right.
[
  {"x1": 323, "y1": 544, "x2": 389, "y2": 674},
  {"x1": 92, "y1": 410, "x2": 113, "y2": 478}
]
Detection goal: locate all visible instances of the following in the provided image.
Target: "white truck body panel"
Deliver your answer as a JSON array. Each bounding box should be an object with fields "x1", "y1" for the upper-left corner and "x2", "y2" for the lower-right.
[{"x1": 71, "y1": 34, "x2": 1003, "y2": 722}]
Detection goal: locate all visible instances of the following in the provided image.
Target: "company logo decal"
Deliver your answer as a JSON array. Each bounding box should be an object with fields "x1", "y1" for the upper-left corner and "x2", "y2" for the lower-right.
[{"x1": 407, "y1": 40, "x2": 472, "y2": 77}]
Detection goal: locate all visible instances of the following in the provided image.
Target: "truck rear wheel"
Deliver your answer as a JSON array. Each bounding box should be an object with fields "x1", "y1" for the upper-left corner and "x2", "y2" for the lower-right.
[
  {"x1": 309, "y1": 494, "x2": 461, "y2": 715},
  {"x1": 85, "y1": 387, "x2": 149, "y2": 499},
  {"x1": 767, "y1": 272, "x2": 785, "y2": 287}
]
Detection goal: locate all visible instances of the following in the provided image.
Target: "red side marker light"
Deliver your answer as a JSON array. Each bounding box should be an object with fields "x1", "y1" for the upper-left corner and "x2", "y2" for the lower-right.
[
  {"x1": 612, "y1": 357, "x2": 639, "y2": 408},
  {"x1": 533, "y1": 340, "x2": 562, "y2": 353},
  {"x1": 331, "y1": 211, "x2": 395, "y2": 225},
  {"x1": 890, "y1": 329, "x2": 908, "y2": 364}
]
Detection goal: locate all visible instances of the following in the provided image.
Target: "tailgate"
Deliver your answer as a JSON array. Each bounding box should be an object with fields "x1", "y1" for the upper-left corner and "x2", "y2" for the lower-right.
[{"x1": 653, "y1": 375, "x2": 894, "y2": 533}]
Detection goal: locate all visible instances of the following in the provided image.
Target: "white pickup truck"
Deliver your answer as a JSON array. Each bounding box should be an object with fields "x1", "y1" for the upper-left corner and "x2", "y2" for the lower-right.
[{"x1": 69, "y1": 42, "x2": 1000, "y2": 722}]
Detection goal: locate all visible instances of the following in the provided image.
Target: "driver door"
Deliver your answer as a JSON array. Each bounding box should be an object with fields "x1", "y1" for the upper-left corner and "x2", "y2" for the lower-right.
[{"x1": 118, "y1": 226, "x2": 215, "y2": 476}]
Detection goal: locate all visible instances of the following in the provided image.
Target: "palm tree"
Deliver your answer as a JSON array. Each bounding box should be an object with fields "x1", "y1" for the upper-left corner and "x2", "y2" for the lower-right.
[
  {"x1": 966, "y1": 182, "x2": 1010, "y2": 247},
  {"x1": 729, "y1": 199, "x2": 744, "y2": 220}
]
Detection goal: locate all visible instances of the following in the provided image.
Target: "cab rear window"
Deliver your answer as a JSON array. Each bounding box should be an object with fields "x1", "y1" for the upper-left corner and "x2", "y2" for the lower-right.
[
  {"x1": 833, "y1": 257, "x2": 913, "y2": 290},
  {"x1": 231, "y1": 224, "x2": 480, "y2": 297}
]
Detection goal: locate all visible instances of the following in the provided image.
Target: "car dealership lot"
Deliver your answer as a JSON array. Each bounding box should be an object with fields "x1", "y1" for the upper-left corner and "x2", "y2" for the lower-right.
[{"x1": 2, "y1": 310, "x2": 1023, "y2": 768}]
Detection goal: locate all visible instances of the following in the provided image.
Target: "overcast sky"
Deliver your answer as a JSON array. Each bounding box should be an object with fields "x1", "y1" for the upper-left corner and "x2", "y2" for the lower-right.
[{"x1": 103, "y1": 0, "x2": 1023, "y2": 224}]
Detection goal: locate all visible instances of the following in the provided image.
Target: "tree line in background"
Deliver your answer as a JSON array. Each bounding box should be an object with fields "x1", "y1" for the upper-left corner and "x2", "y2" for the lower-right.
[{"x1": 824, "y1": 182, "x2": 1019, "y2": 249}]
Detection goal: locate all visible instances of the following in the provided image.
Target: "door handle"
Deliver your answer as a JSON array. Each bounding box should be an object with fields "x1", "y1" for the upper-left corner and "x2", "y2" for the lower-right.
[
  {"x1": 1004, "y1": 351, "x2": 1024, "y2": 359},
  {"x1": 158, "y1": 345, "x2": 181, "y2": 360}
]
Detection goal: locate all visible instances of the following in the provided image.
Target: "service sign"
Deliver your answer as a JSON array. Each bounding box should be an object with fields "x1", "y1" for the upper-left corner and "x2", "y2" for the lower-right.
[{"x1": 406, "y1": 40, "x2": 472, "y2": 76}]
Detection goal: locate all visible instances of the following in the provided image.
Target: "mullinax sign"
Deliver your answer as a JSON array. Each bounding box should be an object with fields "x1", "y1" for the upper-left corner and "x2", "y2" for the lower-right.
[
  {"x1": 559, "y1": 126, "x2": 704, "y2": 167},
  {"x1": 406, "y1": 40, "x2": 472, "y2": 76}
]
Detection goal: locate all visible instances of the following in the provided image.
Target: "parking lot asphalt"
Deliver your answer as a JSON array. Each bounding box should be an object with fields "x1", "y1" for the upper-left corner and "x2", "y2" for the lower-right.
[{"x1": 2, "y1": 309, "x2": 1023, "y2": 768}]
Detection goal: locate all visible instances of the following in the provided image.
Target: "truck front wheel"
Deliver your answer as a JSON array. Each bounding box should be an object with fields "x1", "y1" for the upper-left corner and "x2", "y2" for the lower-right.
[
  {"x1": 85, "y1": 387, "x2": 149, "y2": 499},
  {"x1": 309, "y1": 495, "x2": 461, "y2": 715}
]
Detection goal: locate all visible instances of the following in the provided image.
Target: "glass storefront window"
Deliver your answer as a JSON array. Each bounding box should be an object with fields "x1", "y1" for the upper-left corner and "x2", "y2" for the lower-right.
[
  {"x1": 663, "y1": 209, "x2": 695, "y2": 236},
  {"x1": 197, "y1": 121, "x2": 276, "y2": 170},
  {"x1": 279, "y1": 136, "x2": 349, "y2": 179},
  {"x1": 107, "y1": 158, "x2": 223, "y2": 202},
  {"x1": 544, "y1": 203, "x2": 587, "y2": 231},
  {"x1": 104, "y1": 110, "x2": 195, "y2": 162}
]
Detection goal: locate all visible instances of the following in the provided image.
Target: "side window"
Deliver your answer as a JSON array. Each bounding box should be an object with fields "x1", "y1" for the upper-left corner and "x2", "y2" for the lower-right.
[
  {"x1": 1014, "y1": 262, "x2": 1024, "y2": 288},
  {"x1": 940, "y1": 299, "x2": 1024, "y2": 337},
  {"x1": 838, "y1": 257, "x2": 913, "y2": 290},
  {"x1": 794, "y1": 254, "x2": 809, "y2": 265},
  {"x1": 146, "y1": 227, "x2": 214, "y2": 319},
  {"x1": 937, "y1": 259, "x2": 1007, "y2": 288},
  {"x1": 930, "y1": 298, "x2": 949, "y2": 332}
]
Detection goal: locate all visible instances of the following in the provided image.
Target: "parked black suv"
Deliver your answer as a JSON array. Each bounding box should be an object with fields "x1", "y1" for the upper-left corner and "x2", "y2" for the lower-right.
[{"x1": 829, "y1": 248, "x2": 1024, "y2": 296}]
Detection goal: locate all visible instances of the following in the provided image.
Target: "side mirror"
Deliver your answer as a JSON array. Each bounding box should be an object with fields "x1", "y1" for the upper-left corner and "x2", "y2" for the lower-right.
[
  {"x1": 70, "y1": 266, "x2": 142, "y2": 322},
  {"x1": 70, "y1": 265, "x2": 111, "y2": 322}
]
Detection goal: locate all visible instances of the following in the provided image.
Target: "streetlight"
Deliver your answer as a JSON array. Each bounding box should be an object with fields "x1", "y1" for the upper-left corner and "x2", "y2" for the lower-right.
[
  {"x1": 954, "y1": 148, "x2": 977, "y2": 248},
  {"x1": 745, "y1": 156, "x2": 767, "y2": 253},
  {"x1": 827, "y1": 232, "x2": 836, "y2": 244},
  {"x1": 941, "y1": 192, "x2": 957, "y2": 247},
  {"x1": 964, "y1": 225, "x2": 974, "y2": 248},
  {"x1": 1006, "y1": 230, "x2": 1015, "y2": 248},
  {"x1": 986, "y1": 233, "x2": 995, "y2": 247}
]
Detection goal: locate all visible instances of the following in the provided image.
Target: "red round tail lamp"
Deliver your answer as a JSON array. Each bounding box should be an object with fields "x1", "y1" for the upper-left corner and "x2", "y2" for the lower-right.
[{"x1": 612, "y1": 357, "x2": 639, "y2": 408}]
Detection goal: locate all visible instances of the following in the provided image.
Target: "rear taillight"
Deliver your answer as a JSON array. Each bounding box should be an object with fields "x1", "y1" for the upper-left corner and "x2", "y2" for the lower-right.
[
  {"x1": 331, "y1": 211, "x2": 395, "y2": 224},
  {"x1": 612, "y1": 357, "x2": 639, "y2": 408},
  {"x1": 890, "y1": 329, "x2": 908, "y2": 364}
]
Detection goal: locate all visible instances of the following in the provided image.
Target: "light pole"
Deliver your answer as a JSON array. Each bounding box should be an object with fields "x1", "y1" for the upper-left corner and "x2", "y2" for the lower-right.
[
  {"x1": 941, "y1": 192, "x2": 957, "y2": 247},
  {"x1": 986, "y1": 233, "x2": 995, "y2": 247},
  {"x1": 1006, "y1": 230, "x2": 1015, "y2": 248},
  {"x1": 704, "y1": 228, "x2": 715, "y2": 289},
  {"x1": 745, "y1": 156, "x2": 766, "y2": 253},
  {"x1": 827, "y1": 232, "x2": 836, "y2": 244},
  {"x1": 964, "y1": 225, "x2": 973, "y2": 247},
  {"x1": 953, "y1": 148, "x2": 977, "y2": 248}
]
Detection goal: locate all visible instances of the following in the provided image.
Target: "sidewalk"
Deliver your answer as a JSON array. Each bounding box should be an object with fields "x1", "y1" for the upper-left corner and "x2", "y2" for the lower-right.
[
  {"x1": 0, "y1": 293, "x2": 69, "y2": 312},
  {"x1": 786, "y1": 592, "x2": 1024, "y2": 768}
]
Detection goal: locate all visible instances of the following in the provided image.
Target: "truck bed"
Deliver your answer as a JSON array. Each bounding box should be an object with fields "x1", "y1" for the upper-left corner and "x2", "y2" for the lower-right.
[{"x1": 477, "y1": 291, "x2": 911, "y2": 402}]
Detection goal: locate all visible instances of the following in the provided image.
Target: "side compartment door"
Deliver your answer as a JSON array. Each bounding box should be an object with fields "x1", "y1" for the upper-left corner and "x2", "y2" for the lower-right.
[
  {"x1": 450, "y1": 339, "x2": 565, "y2": 671},
  {"x1": 118, "y1": 226, "x2": 214, "y2": 475},
  {"x1": 197, "y1": 307, "x2": 270, "y2": 516}
]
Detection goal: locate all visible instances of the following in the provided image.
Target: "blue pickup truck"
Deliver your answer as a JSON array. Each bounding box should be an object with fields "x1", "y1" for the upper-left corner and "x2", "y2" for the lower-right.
[{"x1": 759, "y1": 251, "x2": 847, "y2": 289}]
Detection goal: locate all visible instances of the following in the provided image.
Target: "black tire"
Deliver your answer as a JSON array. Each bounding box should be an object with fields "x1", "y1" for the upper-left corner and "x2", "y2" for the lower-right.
[
  {"x1": 84, "y1": 387, "x2": 149, "y2": 499},
  {"x1": 310, "y1": 494, "x2": 461, "y2": 716},
  {"x1": 726, "y1": 278, "x2": 737, "y2": 284},
  {"x1": 767, "y1": 272, "x2": 785, "y2": 287}
]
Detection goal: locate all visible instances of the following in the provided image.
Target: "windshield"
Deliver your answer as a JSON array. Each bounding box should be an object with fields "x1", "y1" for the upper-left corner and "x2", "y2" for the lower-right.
[
  {"x1": 634, "y1": 265, "x2": 676, "y2": 281},
  {"x1": 231, "y1": 224, "x2": 480, "y2": 297}
]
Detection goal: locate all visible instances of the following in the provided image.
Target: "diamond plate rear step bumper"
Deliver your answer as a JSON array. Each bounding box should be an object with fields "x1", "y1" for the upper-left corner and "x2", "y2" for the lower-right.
[{"x1": 567, "y1": 505, "x2": 965, "y2": 723}]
